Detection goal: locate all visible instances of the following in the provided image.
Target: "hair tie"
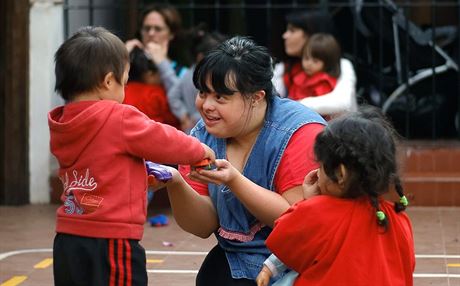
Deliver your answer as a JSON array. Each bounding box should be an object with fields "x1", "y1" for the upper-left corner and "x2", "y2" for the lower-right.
[
  {"x1": 376, "y1": 211, "x2": 386, "y2": 221},
  {"x1": 399, "y1": 195, "x2": 409, "y2": 206}
]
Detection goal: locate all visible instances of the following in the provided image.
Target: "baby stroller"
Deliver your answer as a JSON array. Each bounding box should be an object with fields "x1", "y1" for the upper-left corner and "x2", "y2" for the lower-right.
[{"x1": 334, "y1": 0, "x2": 459, "y2": 138}]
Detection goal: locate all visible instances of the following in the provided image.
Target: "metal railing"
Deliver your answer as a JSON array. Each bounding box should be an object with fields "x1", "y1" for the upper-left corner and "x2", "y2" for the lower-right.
[{"x1": 64, "y1": 0, "x2": 460, "y2": 139}]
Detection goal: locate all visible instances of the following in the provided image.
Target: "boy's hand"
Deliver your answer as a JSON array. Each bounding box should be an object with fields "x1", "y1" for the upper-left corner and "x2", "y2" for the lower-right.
[
  {"x1": 188, "y1": 159, "x2": 238, "y2": 186},
  {"x1": 256, "y1": 265, "x2": 272, "y2": 286},
  {"x1": 201, "y1": 143, "x2": 216, "y2": 162},
  {"x1": 302, "y1": 168, "x2": 320, "y2": 200}
]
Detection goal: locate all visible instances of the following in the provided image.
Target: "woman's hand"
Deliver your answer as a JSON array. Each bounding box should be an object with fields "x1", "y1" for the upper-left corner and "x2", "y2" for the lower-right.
[
  {"x1": 302, "y1": 168, "x2": 320, "y2": 200},
  {"x1": 188, "y1": 159, "x2": 239, "y2": 186},
  {"x1": 144, "y1": 41, "x2": 169, "y2": 64},
  {"x1": 125, "y1": 39, "x2": 143, "y2": 53},
  {"x1": 256, "y1": 265, "x2": 273, "y2": 286}
]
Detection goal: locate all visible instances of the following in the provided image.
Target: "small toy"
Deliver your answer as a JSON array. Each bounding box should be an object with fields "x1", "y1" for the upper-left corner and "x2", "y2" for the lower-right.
[
  {"x1": 191, "y1": 158, "x2": 214, "y2": 171},
  {"x1": 145, "y1": 161, "x2": 172, "y2": 186},
  {"x1": 148, "y1": 214, "x2": 169, "y2": 227}
]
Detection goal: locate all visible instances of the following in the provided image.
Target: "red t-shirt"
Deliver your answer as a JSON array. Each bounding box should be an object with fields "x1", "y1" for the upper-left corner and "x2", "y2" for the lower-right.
[
  {"x1": 179, "y1": 123, "x2": 324, "y2": 195},
  {"x1": 266, "y1": 196, "x2": 415, "y2": 286},
  {"x1": 284, "y1": 62, "x2": 337, "y2": 101},
  {"x1": 124, "y1": 82, "x2": 180, "y2": 129}
]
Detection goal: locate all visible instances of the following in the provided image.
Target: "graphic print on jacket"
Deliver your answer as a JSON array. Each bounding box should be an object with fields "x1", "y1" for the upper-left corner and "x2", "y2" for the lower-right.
[{"x1": 61, "y1": 168, "x2": 100, "y2": 215}]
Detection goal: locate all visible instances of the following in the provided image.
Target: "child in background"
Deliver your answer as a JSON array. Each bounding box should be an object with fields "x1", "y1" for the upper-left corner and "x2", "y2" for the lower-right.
[
  {"x1": 124, "y1": 47, "x2": 181, "y2": 129},
  {"x1": 167, "y1": 26, "x2": 227, "y2": 133},
  {"x1": 48, "y1": 26, "x2": 215, "y2": 286},
  {"x1": 289, "y1": 33, "x2": 341, "y2": 103},
  {"x1": 256, "y1": 106, "x2": 415, "y2": 286}
]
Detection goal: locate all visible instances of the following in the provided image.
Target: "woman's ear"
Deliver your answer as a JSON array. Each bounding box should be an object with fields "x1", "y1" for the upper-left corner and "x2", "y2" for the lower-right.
[
  {"x1": 336, "y1": 164, "x2": 348, "y2": 188},
  {"x1": 252, "y1": 90, "x2": 266, "y2": 106}
]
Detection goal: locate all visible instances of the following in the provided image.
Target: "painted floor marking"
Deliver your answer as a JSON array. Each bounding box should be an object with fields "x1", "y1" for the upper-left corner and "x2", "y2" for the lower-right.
[
  {"x1": 1, "y1": 249, "x2": 460, "y2": 279},
  {"x1": 147, "y1": 259, "x2": 163, "y2": 263},
  {"x1": 0, "y1": 276, "x2": 27, "y2": 286},
  {"x1": 33, "y1": 258, "x2": 53, "y2": 269},
  {"x1": 147, "y1": 270, "x2": 198, "y2": 274},
  {"x1": 414, "y1": 273, "x2": 460, "y2": 278}
]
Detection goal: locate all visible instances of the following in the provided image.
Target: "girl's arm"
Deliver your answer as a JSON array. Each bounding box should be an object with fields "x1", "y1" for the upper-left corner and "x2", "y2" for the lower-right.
[
  {"x1": 298, "y1": 58, "x2": 357, "y2": 116},
  {"x1": 166, "y1": 168, "x2": 219, "y2": 238}
]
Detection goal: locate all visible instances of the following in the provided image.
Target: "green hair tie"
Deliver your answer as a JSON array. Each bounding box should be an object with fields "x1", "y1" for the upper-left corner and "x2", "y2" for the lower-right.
[
  {"x1": 376, "y1": 211, "x2": 386, "y2": 221},
  {"x1": 399, "y1": 196, "x2": 409, "y2": 206}
]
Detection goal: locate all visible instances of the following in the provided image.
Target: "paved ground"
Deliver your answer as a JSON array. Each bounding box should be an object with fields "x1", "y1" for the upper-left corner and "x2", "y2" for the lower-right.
[{"x1": 0, "y1": 204, "x2": 459, "y2": 286}]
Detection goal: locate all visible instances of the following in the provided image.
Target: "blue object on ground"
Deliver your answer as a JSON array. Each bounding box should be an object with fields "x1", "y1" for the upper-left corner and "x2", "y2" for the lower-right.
[{"x1": 148, "y1": 214, "x2": 169, "y2": 227}]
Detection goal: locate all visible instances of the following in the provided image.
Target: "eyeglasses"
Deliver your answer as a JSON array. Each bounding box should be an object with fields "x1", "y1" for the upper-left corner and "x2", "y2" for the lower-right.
[{"x1": 141, "y1": 25, "x2": 167, "y2": 34}]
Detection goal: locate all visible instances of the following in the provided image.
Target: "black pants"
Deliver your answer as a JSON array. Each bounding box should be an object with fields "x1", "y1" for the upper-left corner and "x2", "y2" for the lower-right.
[
  {"x1": 196, "y1": 244, "x2": 256, "y2": 286},
  {"x1": 53, "y1": 233, "x2": 147, "y2": 286}
]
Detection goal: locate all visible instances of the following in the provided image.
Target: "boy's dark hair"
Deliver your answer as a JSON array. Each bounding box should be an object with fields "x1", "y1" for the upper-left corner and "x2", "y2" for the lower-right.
[
  {"x1": 54, "y1": 26, "x2": 129, "y2": 101},
  {"x1": 128, "y1": 47, "x2": 157, "y2": 82},
  {"x1": 304, "y1": 33, "x2": 341, "y2": 78},
  {"x1": 314, "y1": 105, "x2": 407, "y2": 229},
  {"x1": 193, "y1": 36, "x2": 275, "y2": 101}
]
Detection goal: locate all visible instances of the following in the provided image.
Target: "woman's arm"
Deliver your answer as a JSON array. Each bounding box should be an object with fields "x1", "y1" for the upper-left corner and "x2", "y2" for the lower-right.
[
  {"x1": 298, "y1": 58, "x2": 357, "y2": 116},
  {"x1": 190, "y1": 160, "x2": 291, "y2": 228},
  {"x1": 166, "y1": 168, "x2": 219, "y2": 238},
  {"x1": 272, "y1": 62, "x2": 287, "y2": 98}
]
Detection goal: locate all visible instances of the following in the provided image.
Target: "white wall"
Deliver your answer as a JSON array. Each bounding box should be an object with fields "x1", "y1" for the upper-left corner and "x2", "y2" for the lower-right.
[{"x1": 29, "y1": 0, "x2": 64, "y2": 203}]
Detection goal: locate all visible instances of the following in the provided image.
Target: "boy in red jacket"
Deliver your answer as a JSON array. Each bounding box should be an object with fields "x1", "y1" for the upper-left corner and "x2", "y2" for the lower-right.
[{"x1": 48, "y1": 26, "x2": 215, "y2": 286}]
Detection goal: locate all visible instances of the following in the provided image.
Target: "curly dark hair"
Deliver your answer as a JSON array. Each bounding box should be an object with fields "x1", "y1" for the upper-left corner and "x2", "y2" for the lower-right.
[{"x1": 314, "y1": 105, "x2": 407, "y2": 229}]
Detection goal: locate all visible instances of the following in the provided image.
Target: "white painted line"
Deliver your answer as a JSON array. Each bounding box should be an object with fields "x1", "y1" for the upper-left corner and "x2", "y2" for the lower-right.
[
  {"x1": 145, "y1": 250, "x2": 208, "y2": 256},
  {"x1": 0, "y1": 249, "x2": 208, "y2": 261},
  {"x1": 415, "y1": 254, "x2": 460, "y2": 259},
  {"x1": 414, "y1": 273, "x2": 460, "y2": 278},
  {"x1": 147, "y1": 270, "x2": 198, "y2": 274},
  {"x1": 0, "y1": 249, "x2": 52, "y2": 261}
]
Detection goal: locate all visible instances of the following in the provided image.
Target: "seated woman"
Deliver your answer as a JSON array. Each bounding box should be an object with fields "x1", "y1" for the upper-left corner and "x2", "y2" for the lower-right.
[
  {"x1": 273, "y1": 10, "x2": 358, "y2": 117},
  {"x1": 125, "y1": 3, "x2": 188, "y2": 92}
]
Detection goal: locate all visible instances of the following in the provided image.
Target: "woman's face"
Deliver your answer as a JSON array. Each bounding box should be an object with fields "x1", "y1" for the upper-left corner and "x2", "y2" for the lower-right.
[
  {"x1": 195, "y1": 79, "x2": 251, "y2": 138},
  {"x1": 141, "y1": 11, "x2": 173, "y2": 46},
  {"x1": 282, "y1": 24, "x2": 308, "y2": 57}
]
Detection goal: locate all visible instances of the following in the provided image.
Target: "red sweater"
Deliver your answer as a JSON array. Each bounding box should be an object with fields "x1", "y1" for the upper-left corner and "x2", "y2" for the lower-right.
[
  {"x1": 124, "y1": 82, "x2": 180, "y2": 129},
  {"x1": 48, "y1": 100, "x2": 205, "y2": 240},
  {"x1": 266, "y1": 196, "x2": 415, "y2": 286}
]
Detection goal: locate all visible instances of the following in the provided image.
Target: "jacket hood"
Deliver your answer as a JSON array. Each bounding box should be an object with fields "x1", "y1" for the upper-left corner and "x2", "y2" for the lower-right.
[{"x1": 48, "y1": 101, "x2": 116, "y2": 168}]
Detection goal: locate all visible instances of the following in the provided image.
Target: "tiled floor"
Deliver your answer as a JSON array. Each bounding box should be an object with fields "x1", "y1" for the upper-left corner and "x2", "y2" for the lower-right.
[{"x1": 0, "y1": 204, "x2": 459, "y2": 286}]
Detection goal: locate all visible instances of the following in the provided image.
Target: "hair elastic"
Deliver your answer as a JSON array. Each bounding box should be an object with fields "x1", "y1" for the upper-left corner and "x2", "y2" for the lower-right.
[
  {"x1": 376, "y1": 211, "x2": 386, "y2": 221},
  {"x1": 399, "y1": 196, "x2": 409, "y2": 207}
]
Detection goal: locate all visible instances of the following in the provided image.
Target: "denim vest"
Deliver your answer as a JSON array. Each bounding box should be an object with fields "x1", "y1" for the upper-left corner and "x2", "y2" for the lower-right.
[{"x1": 191, "y1": 96, "x2": 326, "y2": 280}]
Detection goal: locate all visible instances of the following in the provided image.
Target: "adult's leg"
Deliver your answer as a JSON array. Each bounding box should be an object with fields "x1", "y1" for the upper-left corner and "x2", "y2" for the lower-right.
[{"x1": 196, "y1": 244, "x2": 256, "y2": 286}]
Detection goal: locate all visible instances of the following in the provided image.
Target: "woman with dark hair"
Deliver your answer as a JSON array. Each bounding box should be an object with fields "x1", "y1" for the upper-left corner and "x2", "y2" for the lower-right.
[
  {"x1": 161, "y1": 36, "x2": 326, "y2": 285},
  {"x1": 125, "y1": 3, "x2": 187, "y2": 91},
  {"x1": 273, "y1": 10, "x2": 358, "y2": 118}
]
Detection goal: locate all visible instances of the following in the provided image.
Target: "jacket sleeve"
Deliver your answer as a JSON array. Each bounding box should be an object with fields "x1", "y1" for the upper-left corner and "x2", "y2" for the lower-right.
[
  {"x1": 121, "y1": 105, "x2": 205, "y2": 164},
  {"x1": 298, "y1": 58, "x2": 357, "y2": 115}
]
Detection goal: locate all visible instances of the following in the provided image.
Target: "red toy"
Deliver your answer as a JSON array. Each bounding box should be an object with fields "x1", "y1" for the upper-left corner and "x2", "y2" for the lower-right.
[{"x1": 192, "y1": 158, "x2": 214, "y2": 171}]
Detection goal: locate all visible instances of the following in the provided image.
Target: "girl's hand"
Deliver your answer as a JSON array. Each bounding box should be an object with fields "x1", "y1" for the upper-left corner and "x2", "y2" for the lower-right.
[
  {"x1": 302, "y1": 169, "x2": 320, "y2": 200},
  {"x1": 125, "y1": 39, "x2": 143, "y2": 53},
  {"x1": 188, "y1": 159, "x2": 239, "y2": 186},
  {"x1": 256, "y1": 265, "x2": 272, "y2": 286}
]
